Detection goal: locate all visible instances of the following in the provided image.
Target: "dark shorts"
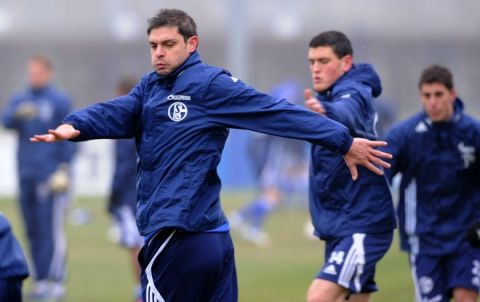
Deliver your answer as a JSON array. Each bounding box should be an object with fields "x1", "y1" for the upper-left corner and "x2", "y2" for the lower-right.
[
  {"x1": 410, "y1": 243, "x2": 480, "y2": 302},
  {"x1": 139, "y1": 230, "x2": 237, "y2": 302},
  {"x1": 317, "y1": 232, "x2": 393, "y2": 293},
  {"x1": 0, "y1": 278, "x2": 23, "y2": 302}
]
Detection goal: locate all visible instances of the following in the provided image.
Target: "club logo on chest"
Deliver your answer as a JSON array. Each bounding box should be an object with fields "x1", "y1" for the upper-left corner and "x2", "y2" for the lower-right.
[{"x1": 168, "y1": 102, "x2": 188, "y2": 122}]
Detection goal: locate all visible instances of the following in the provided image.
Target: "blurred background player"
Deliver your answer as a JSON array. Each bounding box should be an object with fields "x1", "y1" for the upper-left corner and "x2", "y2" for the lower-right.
[
  {"x1": 1, "y1": 55, "x2": 76, "y2": 301},
  {"x1": 230, "y1": 80, "x2": 309, "y2": 247},
  {"x1": 0, "y1": 212, "x2": 29, "y2": 302},
  {"x1": 373, "y1": 98, "x2": 397, "y2": 140},
  {"x1": 107, "y1": 77, "x2": 144, "y2": 302},
  {"x1": 384, "y1": 65, "x2": 480, "y2": 302}
]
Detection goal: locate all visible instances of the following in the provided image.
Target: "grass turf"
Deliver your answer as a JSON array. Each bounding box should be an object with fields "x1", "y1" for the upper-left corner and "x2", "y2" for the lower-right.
[{"x1": 0, "y1": 191, "x2": 414, "y2": 302}]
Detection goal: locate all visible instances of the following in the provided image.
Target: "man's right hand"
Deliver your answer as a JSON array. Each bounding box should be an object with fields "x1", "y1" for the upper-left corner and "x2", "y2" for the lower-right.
[
  {"x1": 30, "y1": 123, "x2": 80, "y2": 142},
  {"x1": 344, "y1": 138, "x2": 392, "y2": 181}
]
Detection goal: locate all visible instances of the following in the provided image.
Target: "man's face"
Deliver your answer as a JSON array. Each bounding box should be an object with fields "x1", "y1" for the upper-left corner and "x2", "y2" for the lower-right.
[
  {"x1": 308, "y1": 46, "x2": 352, "y2": 93},
  {"x1": 420, "y1": 82, "x2": 456, "y2": 122},
  {"x1": 28, "y1": 60, "x2": 51, "y2": 89},
  {"x1": 149, "y1": 26, "x2": 198, "y2": 76}
]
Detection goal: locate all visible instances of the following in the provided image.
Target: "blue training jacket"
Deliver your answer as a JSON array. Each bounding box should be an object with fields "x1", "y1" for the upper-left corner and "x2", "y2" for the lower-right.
[
  {"x1": 63, "y1": 51, "x2": 354, "y2": 236},
  {"x1": 309, "y1": 64, "x2": 396, "y2": 240},
  {"x1": 384, "y1": 99, "x2": 480, "y2": 255},
  {"x1": 0, "y1": 213, "x2": 29, "y2": 279},
  {"x1": 2, "y1": 84, "x2": 76, "y2": 179}
]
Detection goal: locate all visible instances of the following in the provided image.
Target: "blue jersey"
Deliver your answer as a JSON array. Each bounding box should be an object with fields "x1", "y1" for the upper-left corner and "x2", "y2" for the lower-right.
[
  {"x1": 259, "y1": 135, "x2": 308, "y2": 189},
  {"x1": 384, "y1": 99, "x2": 480, "y2": 255},
  {"x1": 309, "y1": 64, "x2": 396, "y2": 240},
  {"x1": 109, "y1": 139, "x2": 137, "y2": 213},
  {"x1": 0, "y1": 213, "x2": 29, "y2": 279},
  {"x1": 63, "y1": 51, "x2": 354, "y2": 236},
  {"x1": 2, "y1": 85, "x2": 76, "y2": 178}
]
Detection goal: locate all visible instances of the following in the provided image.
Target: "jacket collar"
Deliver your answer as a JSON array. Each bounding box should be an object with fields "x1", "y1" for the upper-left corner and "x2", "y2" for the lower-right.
[
  {"x1": 28, "y1": 84, "x2": 52, "y2": 95},
  {"x1": 150, "y1": 51, "x2": 202, "y2": 88},
  {"x1": 317, "y1": 63, "x2": 382, "y2": 100}
]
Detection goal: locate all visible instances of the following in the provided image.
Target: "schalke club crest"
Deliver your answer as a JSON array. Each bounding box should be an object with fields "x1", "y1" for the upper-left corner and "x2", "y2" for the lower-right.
[{"x1": 168, "y1": 102, "x2": 188, "y2": 122}]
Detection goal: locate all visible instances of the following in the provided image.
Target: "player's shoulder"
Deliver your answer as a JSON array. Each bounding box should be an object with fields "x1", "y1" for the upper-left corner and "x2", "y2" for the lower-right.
[
  {"x1": 9, "y1": 88, "x2": 31, "y2": 102},
  {"x1": 460, "y1": 113, "x2": 480, "y2": 126},
  {"x1": 388, "y1": 112, "x2": 425, "y2": 137},
  {"x1": 398, "y1": 112, "x2": 424, "y2": 127},
  {"x1": 50, "y1": 86, "x2": 72, "y2": 102},
  {"x1": 190, "y1": 62, "x2": 229, "y2": 82},
  {"x1": 457, "y1": 113, "x2": 480, "y2": 138}
]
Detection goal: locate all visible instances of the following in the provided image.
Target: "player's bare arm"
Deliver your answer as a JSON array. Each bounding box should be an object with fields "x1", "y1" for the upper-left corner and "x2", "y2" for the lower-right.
[
  {"x1": 344, "y1": 138, "x2": 391, "y2": 181},
  {"x1": 30, "y1": 123, "x2": 80, "y2": 142}
]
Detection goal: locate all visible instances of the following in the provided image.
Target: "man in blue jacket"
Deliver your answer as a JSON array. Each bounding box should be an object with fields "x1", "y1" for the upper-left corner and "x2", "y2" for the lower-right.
[
  {"x1": 2, "y1": 55, "x2": 76, "y2": 301},
  {"x1": 304, "y1": 31, "x2": 396, "y2": 302},
  {"x1": 0, "y1": 213, "x2": 29, "y2": 302},
  {"x1": 384, "y1": 65, "x2": 480, "y2": 302},
  {"x1": 30, "y1": 9, "x2": 392, "y2": 302}
]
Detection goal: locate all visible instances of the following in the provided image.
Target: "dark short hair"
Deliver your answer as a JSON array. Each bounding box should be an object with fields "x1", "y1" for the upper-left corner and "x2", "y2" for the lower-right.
[
  {"x1": 147, "y1": 8, "x2": 197, "y2": 41},
  {"x1": 309, "y1": 31, "x2": 353, "y2": 59},
  {"x1": 418, "y1": 65, "x2": 454, "y2": 90}
]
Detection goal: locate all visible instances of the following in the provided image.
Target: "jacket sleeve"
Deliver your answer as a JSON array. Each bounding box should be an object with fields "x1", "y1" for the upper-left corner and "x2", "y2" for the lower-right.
[
  {"x1": 0, "y1": 213, "x2": 29, "y2": 278},
  {"x1": 321, "y1": 87, "x2": 375, "y2": 139},
  {"x1": 63, "y1": 85, "x2": 143, "y2": 141},
  {"x1": 383, "y1": 123, "x2": 406, "y2": 182},
  {"x1": 1, "y1": 95, "x2": 22, "y2": 129},
  {"x1": 204, "y1": 73, "x2": 353, "y2": 155}
]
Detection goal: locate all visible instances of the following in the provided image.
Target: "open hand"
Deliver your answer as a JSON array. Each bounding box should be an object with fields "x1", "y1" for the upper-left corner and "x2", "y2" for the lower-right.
[
  {"x1": 30, "y1": 123, "x2": 80, "y2": 142},
  {"x1": 344, "y1": 138, "x2": 392, "y2": 180}
]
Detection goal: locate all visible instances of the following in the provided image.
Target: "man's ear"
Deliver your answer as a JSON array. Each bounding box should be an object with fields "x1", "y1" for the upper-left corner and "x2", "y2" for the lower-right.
[
  {"x1": 341, "y1": 55, "x2": 353, "y2": 72},
  {"x1": 449, "y1": 88, "x2": 457, "y2": 104},
  {"x1": 451, "y1": 88, "x2": 457, "y2": 98},
  {"x1": 187, "y1": 36, "x2": 199, "y2": 53}
]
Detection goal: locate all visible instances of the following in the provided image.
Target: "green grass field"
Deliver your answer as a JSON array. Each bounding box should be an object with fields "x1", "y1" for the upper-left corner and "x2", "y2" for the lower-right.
[{"x1": 0, "y1": 191, "x2": 414, "y2": 302}]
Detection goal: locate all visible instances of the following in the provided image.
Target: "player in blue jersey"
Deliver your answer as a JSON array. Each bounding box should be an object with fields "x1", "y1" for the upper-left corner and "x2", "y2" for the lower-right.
[
  {"x1": 30, "y1": 9, "x2": 392, "y2": 302},
  {"x1": 384, "y1": 65, "x2": 480, "y2": 302},
  {"x1": 107, "y1": 77, "x2": 144, "y2": 302},
  {"x1": 2, "y1": 55, "x2": 76, "y2": 301},
  {"x1": 304, "y1": 31, "x2": 396, "y2": 302},
  {"x1": 231, "y1": 80, "x2": 309, "y2": 247},
  {"x1": 0, "y1": 213, "x2": 29, "y2": 302}
]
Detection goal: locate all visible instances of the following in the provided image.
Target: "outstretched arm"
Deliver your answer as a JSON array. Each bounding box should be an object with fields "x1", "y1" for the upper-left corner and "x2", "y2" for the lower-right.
[
  {"x1": 30, "y1": 123, "x2": 80, "y2": 142},
  {"x1": 344, "y1": 138, "x2": 391, "y2": 180}
]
